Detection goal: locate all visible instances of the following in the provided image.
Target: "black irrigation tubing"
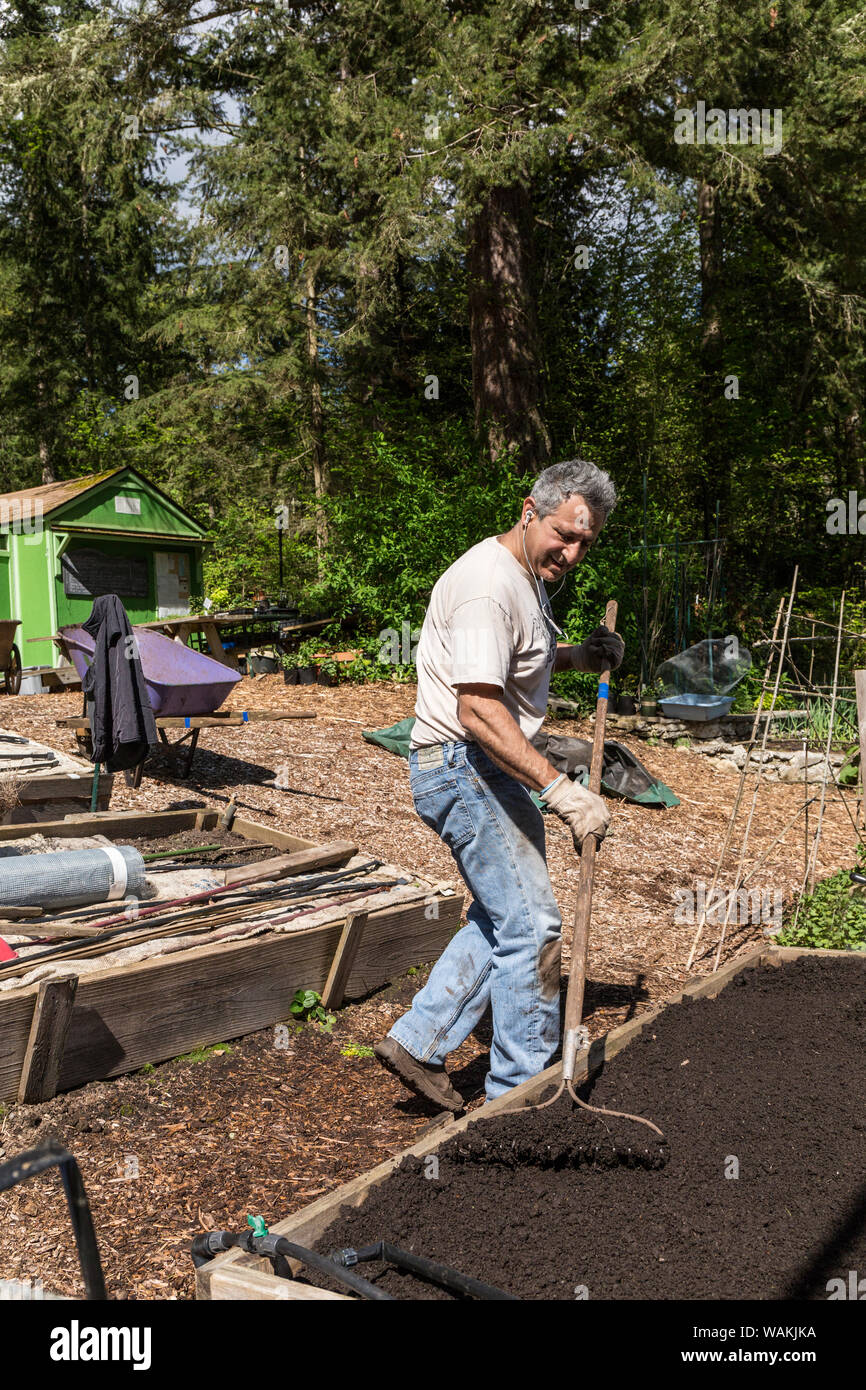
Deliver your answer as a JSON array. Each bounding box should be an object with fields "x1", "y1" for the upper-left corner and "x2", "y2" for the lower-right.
[
  {"x1": 191, "y1": 1230, "x2": 393, "y2": 1301},
  {"x1": 0, "y1": 1139, "x2": 106, "y2": 1300},
  {"x1": 331, "y1": 1240, "x2": 519, "y2": 1301},
  {"x1": 0, "y1": 860, "x2": 395, "y2": 976}
]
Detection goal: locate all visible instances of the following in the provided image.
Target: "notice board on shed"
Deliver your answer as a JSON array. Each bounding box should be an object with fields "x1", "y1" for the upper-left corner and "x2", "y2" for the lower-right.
[{"x1": 61, "y1": 548, "x2": 149, "y2": 599}]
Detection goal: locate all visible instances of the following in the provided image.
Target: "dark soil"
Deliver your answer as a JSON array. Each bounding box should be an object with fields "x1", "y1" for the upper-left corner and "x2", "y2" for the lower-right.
[
  {"x1": 125, "y1": 827, "x2": 280, "y2": 867},
  {"x1": 307, "y1": 956, "x2": 866, "y2": 1300}
]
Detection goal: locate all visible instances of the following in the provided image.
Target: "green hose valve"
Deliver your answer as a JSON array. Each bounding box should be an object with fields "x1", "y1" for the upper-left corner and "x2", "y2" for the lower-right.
[{"x1": 246, "y1": 1214, "x2": 269, "y2": 1239}]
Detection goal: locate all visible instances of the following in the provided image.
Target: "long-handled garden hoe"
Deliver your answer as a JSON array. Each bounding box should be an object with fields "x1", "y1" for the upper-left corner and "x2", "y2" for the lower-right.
[{"x1": 455, "y1": 601, "x2": 668, "y2": 1170}]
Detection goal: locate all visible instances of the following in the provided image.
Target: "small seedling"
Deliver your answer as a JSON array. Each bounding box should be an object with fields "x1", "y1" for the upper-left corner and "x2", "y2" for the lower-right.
[
  {"x1": 340, "y1": 1044, "x2": 374, "y2": 1059},
  {"x1": 290, "y1": 988, "x2": 336, "y2": 1032}
]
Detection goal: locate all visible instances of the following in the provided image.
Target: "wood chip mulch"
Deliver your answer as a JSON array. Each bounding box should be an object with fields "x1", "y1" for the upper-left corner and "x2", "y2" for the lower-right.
[{"x1": 0, "y1": 679, "x2": 858, "y2": 1299}]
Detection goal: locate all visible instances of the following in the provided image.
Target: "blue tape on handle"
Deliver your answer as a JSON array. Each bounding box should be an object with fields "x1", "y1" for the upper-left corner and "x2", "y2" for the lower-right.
[
  {"x1": 242, "y1": 711, "x2": 249, "y2": 722},
  {"x1": 597, "y1": 681, "x2": 610, "y2": 701},
  {"x1": 184, "y1": 717, "x2": 191, "y2": 728}
]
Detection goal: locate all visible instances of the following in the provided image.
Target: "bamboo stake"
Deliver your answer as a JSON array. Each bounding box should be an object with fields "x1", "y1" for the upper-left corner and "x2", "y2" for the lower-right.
[
  {"x1": 710, "y1": 573, "x2": 800, "y2": 970},
  {"x1": 684, "y1": 584, "x2": 791, "y2": 971},
  {"x1": 805, "y1": 593, "x2": 845, "y2": 893}
]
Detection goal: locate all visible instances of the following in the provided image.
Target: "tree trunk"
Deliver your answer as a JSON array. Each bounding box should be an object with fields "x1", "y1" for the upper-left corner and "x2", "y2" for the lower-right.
[
  {"x1": 37, "y1": 380, "x2": 54, "y2": 483},
  {"x1": 467, "y1": 183, "x2": 550, "y2": 468},
  {"x1": 304, "y1": 262, "x2": 329, "y2": 567},
  {"x1": 698, "y1": 178, "x2": 725, "y2": 535}
]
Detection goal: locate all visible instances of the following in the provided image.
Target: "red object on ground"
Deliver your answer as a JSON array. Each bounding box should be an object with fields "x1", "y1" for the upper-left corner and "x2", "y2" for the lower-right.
[{"x1": 0, "y1": 936, "x2": 18, "y2": 962}]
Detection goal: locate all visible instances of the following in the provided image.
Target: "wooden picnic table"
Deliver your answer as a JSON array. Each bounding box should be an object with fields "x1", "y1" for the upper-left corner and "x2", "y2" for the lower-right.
[
  {"x1": 55, "y1": 707, "x2": 317, "y2": 781},
  {"x1": 136, "y1": 615, "x2": 333, "y2": 670}
]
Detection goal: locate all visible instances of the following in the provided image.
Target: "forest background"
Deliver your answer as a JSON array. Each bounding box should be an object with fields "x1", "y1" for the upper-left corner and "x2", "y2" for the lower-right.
[{"x1": 1, "y1": 0, "x2": 864, "y2": 705}]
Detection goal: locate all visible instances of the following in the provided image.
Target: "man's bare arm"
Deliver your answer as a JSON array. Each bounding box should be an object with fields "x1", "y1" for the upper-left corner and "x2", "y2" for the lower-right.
[{"x1": 456, "y1": 684, "x2": 561, "y2": 792}]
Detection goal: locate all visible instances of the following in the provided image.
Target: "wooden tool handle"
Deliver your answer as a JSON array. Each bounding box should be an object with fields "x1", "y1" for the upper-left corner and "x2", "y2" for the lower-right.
[{"x1": 561, "y1": 599, "x2": 617, "y2": 1079}]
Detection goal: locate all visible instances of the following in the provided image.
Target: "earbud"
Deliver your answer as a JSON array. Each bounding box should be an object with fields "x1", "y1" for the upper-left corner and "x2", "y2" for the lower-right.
[{"x1": 524, "y1": 509, "x2": 534, "y2": 526}]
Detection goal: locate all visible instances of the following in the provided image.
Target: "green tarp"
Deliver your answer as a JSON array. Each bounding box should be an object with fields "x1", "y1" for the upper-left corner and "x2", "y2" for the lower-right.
[{"x1": 363, "y1": 718, "x2": 679, "y2": 809}]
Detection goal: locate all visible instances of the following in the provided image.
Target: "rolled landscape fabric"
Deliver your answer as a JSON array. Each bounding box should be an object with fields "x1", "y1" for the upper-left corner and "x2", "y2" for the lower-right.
[{"x1": 0, "y1": 846, "x2": 146, "y2": 911}]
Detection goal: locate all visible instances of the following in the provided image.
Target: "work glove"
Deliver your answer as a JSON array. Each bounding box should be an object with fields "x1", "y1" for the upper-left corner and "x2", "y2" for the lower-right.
[
  {"x1": 572, "y1": 624, "x2": 625, "y2": 674},
  {"x1": 542, "y1": 774, "x2": 611, "y2": 851}
]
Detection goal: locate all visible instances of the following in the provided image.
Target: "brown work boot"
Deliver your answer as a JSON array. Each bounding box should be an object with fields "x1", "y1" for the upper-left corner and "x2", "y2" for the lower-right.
[{"x1": 374, "y1": 1037, "x2": 464, "y2": 1113}]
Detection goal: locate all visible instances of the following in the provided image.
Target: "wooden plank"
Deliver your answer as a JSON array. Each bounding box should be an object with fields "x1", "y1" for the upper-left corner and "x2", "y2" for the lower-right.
[
  {"x1": 225, "y1": 841, "x2": 357, "y2": 887},
  {"x1": 17, "y1": 975, "x2": 78, "y2": 1104},
  {"x1": 201, "y1": 943, "x2": 866, "y2": 1300},
  {"x1": 206, "y1": 1265, "x2": 348, "y2": 1301},
  {"x1": 0, "y1": 892, "x2": 464, "y2": 1103},
  {"x1": 0, "y1": 807, "x2": 318, "y2": 849},
  {"x1": 768, "y1": 944, "x2": 866, "y2": 962},
  {"x1": 321, "y1": 912, "x2": 369, "y2": 1010},
  {"x1": 6, "y1": 922, "x2": 107, "y2": 941},
  {"x1": 15, "y1": 775, "x2": 114, "y2": 805},
  {"x1": 231, "y1": 817, "x2": 312, "y2": 854},
  {"x1": 54, "y1": 711, "x2": 317, "y2": 730},
  {"x1": 678, "y1": 947, "x2": 770, "y2": 1001}
]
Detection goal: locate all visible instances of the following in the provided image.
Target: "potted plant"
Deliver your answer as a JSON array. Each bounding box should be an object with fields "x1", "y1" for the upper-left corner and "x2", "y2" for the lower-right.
[
  {"x1": 296, "y1": 638, "x2": 320, "y2": 685},
  {"x1": 279, "y1": 651, "x2": 302, "y2": 685},
  {"x1": 317, "y1": 654, "x2": 340, "y2": 687},
  {"x1": 640, "y1": 682, "x2": 660, "y2": 718}
]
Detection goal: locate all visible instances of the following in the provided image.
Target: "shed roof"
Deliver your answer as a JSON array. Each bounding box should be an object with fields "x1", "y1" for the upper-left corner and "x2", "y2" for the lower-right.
[
  {"x1": 0, "y1": 470, "x2": 123, "y2": 514},
  {"x1": 0, "y1": 467, "x2": 206, "y2": 539}
]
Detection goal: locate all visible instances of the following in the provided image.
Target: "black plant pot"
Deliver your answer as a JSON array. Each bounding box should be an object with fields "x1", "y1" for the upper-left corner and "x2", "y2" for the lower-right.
[
  {"x1": 283, "y1": 668, "x2": 299, "y2": 685},
  {"x1": 616, "y1": 695, "x2": 637, "y2": 715},
  {"x1": 298, "y1": 666, "x2": 318, "y2": 685},
  {"x1": 317, "y1": 669, "x2": 338, "y2": 687}
]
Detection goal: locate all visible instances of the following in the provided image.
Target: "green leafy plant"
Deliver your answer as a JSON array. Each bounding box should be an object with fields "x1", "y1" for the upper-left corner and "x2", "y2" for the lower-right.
[
  {"x1": 777, "y1": 869, "x2": 866, "y2": 951},
  {"x1": 297, "y1": 638, "x2": 322, "y2": 667},
  {"x1": 340, "y1": 1044, "x2": 374, "y2": 1059},
  {"x1": 290, "y1": 988, "x2": 336, "y2": 1031},
  {"x1": 317, "y1": 654, "x2": 340, "y2": 681}
]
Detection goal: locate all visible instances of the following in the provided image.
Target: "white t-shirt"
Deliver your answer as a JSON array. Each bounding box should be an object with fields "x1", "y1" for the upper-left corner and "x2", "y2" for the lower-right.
[{"x1": 410, "y1": 536, "x2": 558, "y2": 749}]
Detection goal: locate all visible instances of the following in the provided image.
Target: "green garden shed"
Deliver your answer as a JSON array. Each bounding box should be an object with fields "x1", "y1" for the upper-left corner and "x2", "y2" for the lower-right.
[{"x1": 0, "y1": 467, "x2": 207, "y2": 670}]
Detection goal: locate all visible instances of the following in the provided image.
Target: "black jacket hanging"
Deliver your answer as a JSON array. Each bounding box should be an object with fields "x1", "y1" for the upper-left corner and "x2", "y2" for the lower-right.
[{"x1": 81, "y1": 594, "x2": 157, "y2": 772}]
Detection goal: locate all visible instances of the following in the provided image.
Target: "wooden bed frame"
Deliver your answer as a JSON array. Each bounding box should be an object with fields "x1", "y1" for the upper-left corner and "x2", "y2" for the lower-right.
[{"x1": 0, "y1": 807, "x2": 463, "y2": 1105}]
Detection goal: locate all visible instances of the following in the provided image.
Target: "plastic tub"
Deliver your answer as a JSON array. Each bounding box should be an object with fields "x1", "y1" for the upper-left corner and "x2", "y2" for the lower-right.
[{"x1": 658, "y1": 694, "x2": 734, "y2": 721}]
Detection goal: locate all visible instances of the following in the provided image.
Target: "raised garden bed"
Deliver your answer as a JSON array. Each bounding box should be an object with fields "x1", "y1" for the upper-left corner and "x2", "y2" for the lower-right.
[
  {"x1": 196, "y1": 945, "x2": 866, "y2": 1301},
  {"x1": 0, "y1": 807, "x2": 462, "y2": 1105}
]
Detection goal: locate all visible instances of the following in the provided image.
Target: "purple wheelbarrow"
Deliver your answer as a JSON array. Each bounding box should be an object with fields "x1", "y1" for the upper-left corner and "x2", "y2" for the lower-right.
[{"x1": 57, "y1": 625, "x2": 242, "y2": 717}]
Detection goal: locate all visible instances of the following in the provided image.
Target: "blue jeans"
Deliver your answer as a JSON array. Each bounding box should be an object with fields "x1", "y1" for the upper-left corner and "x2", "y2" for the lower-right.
[{"x1": 389, "y1": 740, "x2": 562, "y2": 1100}]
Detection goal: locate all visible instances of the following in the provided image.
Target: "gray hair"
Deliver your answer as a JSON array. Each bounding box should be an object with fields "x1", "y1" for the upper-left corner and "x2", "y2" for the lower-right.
[{"x1": 529, "y1": 458, "x2": 617, "y2": 522}]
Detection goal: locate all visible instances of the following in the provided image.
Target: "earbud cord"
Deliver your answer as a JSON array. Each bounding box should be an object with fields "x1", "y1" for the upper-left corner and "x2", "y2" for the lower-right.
[{"x1": 522, "y1": 513, "x2": 566, "y2": 636}]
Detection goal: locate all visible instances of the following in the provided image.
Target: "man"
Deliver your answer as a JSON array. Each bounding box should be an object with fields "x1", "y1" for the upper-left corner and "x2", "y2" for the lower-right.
[{"x1": 374, "y1": 458, "x2": 624, "y2": 1110}]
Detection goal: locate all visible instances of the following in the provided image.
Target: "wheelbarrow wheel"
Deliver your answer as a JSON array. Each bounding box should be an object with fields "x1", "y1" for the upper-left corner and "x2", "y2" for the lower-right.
[{"x1": 5, "y1": 644, "x2": 21, "y2": 695}]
